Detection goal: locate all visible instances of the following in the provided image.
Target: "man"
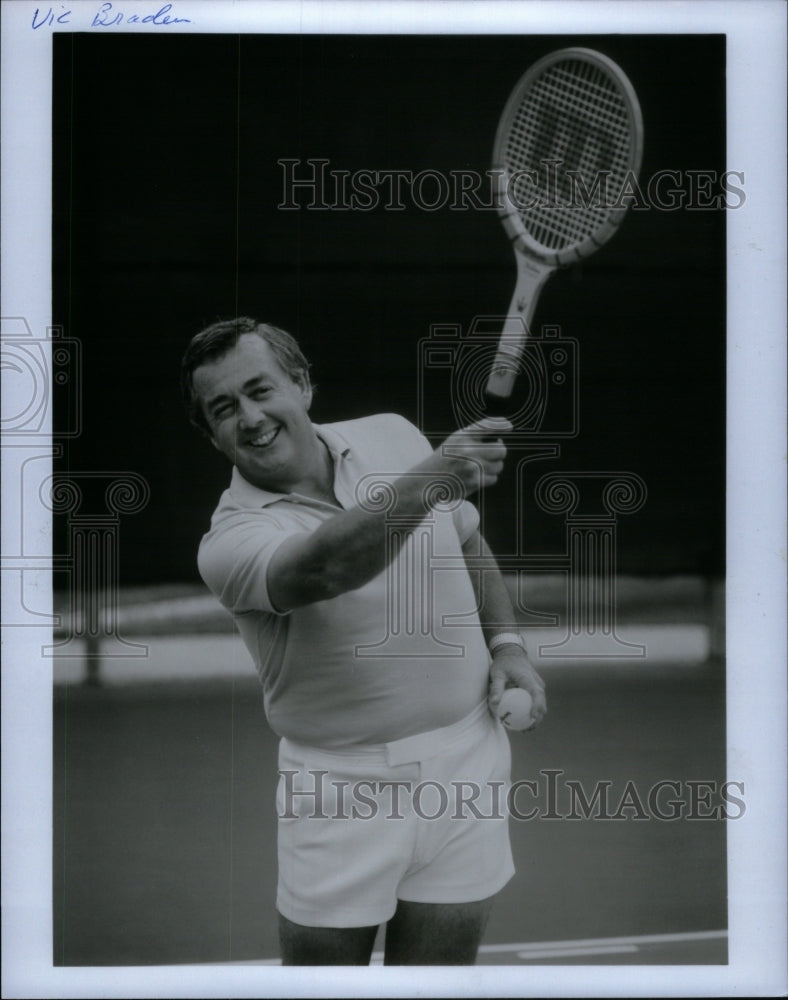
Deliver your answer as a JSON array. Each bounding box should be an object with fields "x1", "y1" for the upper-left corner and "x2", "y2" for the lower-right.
[{"x1": 181, "y1": 317, "x2": 546, "y2": 965}]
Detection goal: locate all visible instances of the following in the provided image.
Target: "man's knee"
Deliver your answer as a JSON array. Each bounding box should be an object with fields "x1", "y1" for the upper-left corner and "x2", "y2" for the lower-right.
[{"x1": 277, "y1": 910, "x2": 379, "y2": 966}]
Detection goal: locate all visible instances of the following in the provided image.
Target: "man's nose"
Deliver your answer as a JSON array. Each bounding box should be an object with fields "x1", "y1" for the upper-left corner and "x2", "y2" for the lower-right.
[{"x1": 236, "y1": 396, "x2": 264, "y2": 427}]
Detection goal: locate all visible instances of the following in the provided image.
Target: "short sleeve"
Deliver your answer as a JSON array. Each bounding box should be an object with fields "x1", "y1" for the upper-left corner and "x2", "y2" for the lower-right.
[
  {"x1": 408, "y1": 419, "x2": 439, "y2": 460},
  {"x1": 198, "y1": 512, "x2": 305, "y2": 616}
]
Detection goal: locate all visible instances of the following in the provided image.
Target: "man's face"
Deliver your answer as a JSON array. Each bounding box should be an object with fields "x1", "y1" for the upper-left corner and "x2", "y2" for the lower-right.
[{"x1": 192, "y1": 333, "x2": 314, "y2": 491}]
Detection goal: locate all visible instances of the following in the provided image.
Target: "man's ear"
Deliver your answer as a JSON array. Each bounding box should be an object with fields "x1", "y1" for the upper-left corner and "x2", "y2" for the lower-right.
[{"x1": 296, "y1": 374, "x2": 313, "y2": 410}]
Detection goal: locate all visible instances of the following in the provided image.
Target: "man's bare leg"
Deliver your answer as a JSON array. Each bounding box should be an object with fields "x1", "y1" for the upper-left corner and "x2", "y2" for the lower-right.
[
  {"x1": 278, "y1": 912, "x2": 379, "y2": 966},
  {"x1": 383, "y1": 897, "x2": 495, "y2": 965}
]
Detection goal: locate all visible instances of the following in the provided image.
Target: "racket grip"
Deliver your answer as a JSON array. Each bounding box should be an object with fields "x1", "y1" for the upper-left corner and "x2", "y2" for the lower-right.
[
  {"x1": 483, "y1": 388, "x2": 508, "y2": 416},
  {"x1": 481, "y1": 391, "x2": 511, "y2": 444}
]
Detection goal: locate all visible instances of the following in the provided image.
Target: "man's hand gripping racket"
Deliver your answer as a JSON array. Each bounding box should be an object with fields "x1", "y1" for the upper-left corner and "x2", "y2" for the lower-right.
[{"x1": 486, "y1": 47, "x2": 644, "y2": 402}]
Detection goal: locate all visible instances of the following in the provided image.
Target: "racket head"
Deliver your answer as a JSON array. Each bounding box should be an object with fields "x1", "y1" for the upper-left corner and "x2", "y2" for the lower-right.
[{"x1": 494, "y1": 47, "x2": 644, "y2": 266}]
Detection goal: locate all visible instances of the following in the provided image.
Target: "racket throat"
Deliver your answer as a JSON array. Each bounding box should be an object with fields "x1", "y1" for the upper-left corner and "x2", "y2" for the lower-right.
[
  {"x1": 486, "y1": 254, "x2": 554, "y2": 399},
  {"x1": 509, "y1": 252, "x2": 553, "y2": 327}
]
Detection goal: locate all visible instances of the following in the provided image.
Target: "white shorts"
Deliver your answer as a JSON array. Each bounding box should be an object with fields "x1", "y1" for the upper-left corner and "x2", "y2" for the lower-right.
[{"x1": 276, "y1": 700, "x2": 515, "y2": 928}]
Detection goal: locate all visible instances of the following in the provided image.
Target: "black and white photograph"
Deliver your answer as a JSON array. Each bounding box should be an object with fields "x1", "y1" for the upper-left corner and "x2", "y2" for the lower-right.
[{"x1": 1, "y1": 1, "x2": 786, "y2": 997}]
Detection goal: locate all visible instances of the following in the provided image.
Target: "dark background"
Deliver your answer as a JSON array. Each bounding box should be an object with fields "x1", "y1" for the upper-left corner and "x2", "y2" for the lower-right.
[{"x1": 52, "y1": 33, "x2": 726, "y2": 584}]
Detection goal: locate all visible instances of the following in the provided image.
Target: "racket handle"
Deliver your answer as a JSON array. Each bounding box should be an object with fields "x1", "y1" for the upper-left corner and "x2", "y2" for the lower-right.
[
  {"x1": 486, "y1": 254, "x2": 553, "y2": 399},
  {"x1": 483, "y1": 390, "x2": 511, "y2": 418},
  {"x1": 485, "y1": 324, "x2": 528, "y2": 400},
  {"x1": 481, "y1": 391, "x2": 512, "y2": 445}
]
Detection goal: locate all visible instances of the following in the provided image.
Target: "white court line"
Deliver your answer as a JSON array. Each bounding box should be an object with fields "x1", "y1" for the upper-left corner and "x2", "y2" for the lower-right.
[
  {"x1": 226, "y1": 929, "x2": 727, "y2": 965},
  {"x1": 480, "y1": 929, "x2": 728, "y2": 954},
  {"x1": 371, "y1": 945, "x2": 640, "y2": 965},
  {"x1": 515, "y1": 945, "x2": 638, "y2": 960}
]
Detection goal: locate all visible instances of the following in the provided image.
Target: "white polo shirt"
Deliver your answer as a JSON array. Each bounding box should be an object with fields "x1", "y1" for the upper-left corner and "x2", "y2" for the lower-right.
[{"x1": 198, "y1": 413, "x2": 491, "y2": 748}]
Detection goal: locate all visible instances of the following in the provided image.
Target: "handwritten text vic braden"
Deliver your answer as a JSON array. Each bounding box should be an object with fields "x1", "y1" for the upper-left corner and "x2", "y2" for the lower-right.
[{"x1": 32, "y1": 3, "x2": 191, "y2": 29}]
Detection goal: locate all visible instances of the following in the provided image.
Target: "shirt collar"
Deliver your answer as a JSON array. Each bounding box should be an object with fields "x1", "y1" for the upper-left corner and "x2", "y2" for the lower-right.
[{"x1": 229, "y1": 423, "x2": 351, "y2": 508}]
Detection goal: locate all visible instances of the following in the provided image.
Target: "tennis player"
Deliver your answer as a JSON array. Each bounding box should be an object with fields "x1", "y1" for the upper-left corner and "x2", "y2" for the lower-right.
[{"x1": 181, "y1": 318, "x2": 546, "y2": 965}]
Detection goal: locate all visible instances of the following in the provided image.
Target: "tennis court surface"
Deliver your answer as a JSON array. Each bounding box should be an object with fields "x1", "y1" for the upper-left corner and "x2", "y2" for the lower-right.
[{"x1": 53, "y1": 577, "x2": 727, "y2": 967}]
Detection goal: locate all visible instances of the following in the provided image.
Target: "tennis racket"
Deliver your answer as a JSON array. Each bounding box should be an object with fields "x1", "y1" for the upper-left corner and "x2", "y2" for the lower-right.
[{"x1": 486, "y1": 47, "x2": 644, "y2": 400}]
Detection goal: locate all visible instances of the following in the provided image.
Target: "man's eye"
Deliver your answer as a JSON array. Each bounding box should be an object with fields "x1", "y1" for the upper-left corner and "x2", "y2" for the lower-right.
[
  {"x1": 251, "y1": 387, "x2": 271, "y2": 399},
  {"x1": 213, "y1": 404, "x2": 234, "y2": 420}
]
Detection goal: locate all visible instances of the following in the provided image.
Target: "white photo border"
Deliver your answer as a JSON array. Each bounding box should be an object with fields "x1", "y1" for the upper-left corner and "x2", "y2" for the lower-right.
[{"x1": 2, "y1": 1, "x2": 786, "y2": 997}]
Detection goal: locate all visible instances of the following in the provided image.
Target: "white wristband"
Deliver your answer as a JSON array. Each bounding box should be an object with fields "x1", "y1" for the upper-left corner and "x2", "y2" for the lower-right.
[{"x1": 488, "y1": 632, "x2": 524, "y2": 653}]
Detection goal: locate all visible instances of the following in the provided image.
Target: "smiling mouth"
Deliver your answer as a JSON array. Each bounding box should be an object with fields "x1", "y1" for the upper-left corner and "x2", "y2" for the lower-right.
[{"x1": 247, "y1": 425, "x2": 281, "y2": 449}]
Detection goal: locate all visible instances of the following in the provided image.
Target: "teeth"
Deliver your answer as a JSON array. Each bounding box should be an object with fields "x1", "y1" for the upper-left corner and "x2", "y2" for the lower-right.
[{"x1": 250, "y1": 426, "x2": 279, "y2": 447}]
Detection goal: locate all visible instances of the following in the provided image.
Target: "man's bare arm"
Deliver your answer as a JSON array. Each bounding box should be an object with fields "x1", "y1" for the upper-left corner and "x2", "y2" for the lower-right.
[
  {"x1": 267, "y1": 419, "x2": 511, "y2": 611},
  {"x1": 462, "y1": 529, "x2": 547, "y2": 725}
]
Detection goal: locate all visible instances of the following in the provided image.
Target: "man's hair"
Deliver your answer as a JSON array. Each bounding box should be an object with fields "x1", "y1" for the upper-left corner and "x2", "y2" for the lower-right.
[{"x1": 180, "y1": 317, "x2": 311, "y2": 434}]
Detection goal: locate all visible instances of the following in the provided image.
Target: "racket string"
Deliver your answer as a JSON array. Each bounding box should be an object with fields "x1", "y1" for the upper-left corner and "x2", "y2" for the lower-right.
[{"x1": 500, "y1": 57, "x2": 639, "y2": 253}]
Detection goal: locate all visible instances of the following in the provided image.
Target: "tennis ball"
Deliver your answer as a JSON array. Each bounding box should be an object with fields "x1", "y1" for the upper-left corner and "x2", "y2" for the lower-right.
[{"x1": 496, "y1": 687, "x2": 534, "y2": 731}]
